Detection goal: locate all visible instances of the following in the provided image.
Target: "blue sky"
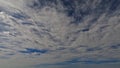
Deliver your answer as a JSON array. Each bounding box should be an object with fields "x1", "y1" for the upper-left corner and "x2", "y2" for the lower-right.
[{"x1": 34, "y1": 63, "x2": 120, "y2": 68}]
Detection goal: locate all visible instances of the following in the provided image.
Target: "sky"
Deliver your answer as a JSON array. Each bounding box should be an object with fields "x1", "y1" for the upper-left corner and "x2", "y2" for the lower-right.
[{"x1": 0, "y1": 0, "x2": 120, "y2": 68}]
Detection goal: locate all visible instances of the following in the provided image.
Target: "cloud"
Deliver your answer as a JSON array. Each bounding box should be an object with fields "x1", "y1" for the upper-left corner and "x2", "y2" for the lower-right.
[{"x1": 0, "y1": 0, "x2": 120, "y2": 68}]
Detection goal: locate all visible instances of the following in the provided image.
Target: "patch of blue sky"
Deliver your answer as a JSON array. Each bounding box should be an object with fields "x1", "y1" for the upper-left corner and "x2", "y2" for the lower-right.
[
  {"x1": 21, "y1": 21, "x2": 34, "y2": 25},
  {"x1": 34, "y1": 61, "x2": 120, "y2": 68},
  {"x1": 9, "y1": 12, "x2": 30, "y2": 20},
  {"x1": 86, "y1": 47, "x2": 102, "y2": 52},
  {"x1": 0, "y1": 45, "x2": 7, "y2": 48},
  {"x1": 19, "y1": 48, "x2": 48, "y2": 54},
  {"x1": 110, "y1": 44, "x2": 120, "y2": 49},
  {"x1": 54, "y1": 58, "x2": 120, "y2": 65}
]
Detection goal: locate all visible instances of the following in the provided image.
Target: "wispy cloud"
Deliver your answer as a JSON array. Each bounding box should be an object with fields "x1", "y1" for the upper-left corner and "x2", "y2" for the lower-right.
[{"x1": 0, "y1": 0, "x2": 120, "y2": 68}]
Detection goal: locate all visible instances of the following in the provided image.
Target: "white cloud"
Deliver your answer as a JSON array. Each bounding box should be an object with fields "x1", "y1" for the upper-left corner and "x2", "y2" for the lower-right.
[{"x1": 0, "y1": 0, "x2": 120, "y2": 67}]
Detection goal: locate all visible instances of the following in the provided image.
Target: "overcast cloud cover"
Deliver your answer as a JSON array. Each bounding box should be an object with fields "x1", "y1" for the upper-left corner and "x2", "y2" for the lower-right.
[{"x1": 0, "y1": 0, "x2": 120, "y2": 68}]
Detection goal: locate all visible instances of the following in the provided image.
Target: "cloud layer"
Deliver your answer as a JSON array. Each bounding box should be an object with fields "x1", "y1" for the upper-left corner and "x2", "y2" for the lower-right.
[{"x1": 0, "y1": 0, "x2": 120, "y2": 67}]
